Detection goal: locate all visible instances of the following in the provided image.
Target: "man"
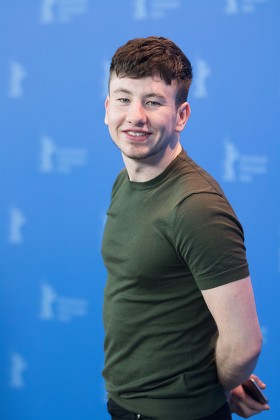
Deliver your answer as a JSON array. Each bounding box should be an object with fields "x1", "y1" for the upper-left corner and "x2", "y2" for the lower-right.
[{"x1": 102, "y1": 36, "x2": 269, "y2": 419}]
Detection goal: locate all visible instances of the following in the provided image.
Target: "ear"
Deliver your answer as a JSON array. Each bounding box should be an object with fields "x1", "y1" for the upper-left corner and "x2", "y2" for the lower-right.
[
  {"x1": 104, "y1": 95, "x2": 109, "y2": 125},
  {"x1": 175, "y1": 102, "x2": 191, "y2": 132}
]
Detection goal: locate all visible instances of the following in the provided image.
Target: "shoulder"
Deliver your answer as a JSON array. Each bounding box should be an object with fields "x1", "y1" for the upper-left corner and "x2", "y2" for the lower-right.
[
  {"x1": 173, "y1": 191, "x2": 245, "y2": 251},
  {"x1": 111, "y1": 168, "x2": 127, "y2": 198},
  {"x1": 169, "y1": 150, "x2": 227, "y2": 204},
  {"x1": 176, "y1": 191, "x2": 239, "y2": 227}
]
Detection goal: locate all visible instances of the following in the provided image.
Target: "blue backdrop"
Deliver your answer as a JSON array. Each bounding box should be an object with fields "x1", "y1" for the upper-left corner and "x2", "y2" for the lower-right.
[{"x1": 1, "y1": 1, "x2": 279, "y2": 419}]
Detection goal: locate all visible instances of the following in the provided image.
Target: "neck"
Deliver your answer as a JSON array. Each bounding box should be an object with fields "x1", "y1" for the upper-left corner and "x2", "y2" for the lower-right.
[{"x1": 123, "y1": 142, "x2": 182, "y2": 182}]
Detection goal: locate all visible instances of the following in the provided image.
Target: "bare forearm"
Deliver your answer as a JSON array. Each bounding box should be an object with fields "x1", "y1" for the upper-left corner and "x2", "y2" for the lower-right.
[
  {"x1": 215, "y1": 336, "x2": 261, "y2": 392},
  {"x1": 202, "y1": 277, "x2": 263, "y2": 392}
]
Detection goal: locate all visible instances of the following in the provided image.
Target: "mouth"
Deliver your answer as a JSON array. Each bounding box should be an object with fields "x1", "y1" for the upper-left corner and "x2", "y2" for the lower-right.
[{"x1": 123, "y1": 130, "x2": 152, "y2": 142}]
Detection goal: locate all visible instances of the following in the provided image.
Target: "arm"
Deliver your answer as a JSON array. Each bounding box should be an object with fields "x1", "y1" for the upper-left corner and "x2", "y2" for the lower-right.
[{"x1": 201, "y1": 276, "x2": 262, "y2": 392}]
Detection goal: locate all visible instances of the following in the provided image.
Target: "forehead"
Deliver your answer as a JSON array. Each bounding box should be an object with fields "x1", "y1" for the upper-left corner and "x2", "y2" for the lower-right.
[{"x1": 109, "y1": 73, "x2": 178, "y2": 98}]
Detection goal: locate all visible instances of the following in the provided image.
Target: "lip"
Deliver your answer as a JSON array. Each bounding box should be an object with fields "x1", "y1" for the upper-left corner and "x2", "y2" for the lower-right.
[{"x1": 122, "y1": 129, "x2": 152, "y2": 142}]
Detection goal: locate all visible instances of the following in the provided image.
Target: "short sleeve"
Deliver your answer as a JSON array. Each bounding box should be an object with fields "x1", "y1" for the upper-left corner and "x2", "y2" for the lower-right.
[{"x1": 173, "y1": 192, "x2": 250, "y2": 290}]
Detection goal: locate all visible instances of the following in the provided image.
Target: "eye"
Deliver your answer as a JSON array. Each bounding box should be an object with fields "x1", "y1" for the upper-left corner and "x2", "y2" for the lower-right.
[
  {"x1": 117, "y1": 98, "x2": 130, "y2": 103},
  {"x1": 146, "y1": 101, "x2": 161, "y2": 106}
]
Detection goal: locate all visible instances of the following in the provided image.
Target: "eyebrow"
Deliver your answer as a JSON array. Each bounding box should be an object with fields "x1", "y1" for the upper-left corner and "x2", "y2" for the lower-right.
[
  {"x1": 111, "y1": 88, "x2": 167, "y2": 100},
  {"x1": 111, "y1": 88, "x2": 131, "y2": 96}
]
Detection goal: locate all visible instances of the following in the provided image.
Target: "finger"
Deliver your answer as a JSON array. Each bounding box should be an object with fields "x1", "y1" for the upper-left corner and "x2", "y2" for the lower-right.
[
  {"x1": 231, "y1": 403, "x2": 263, "y2": 418},
  {"x1": 243, "y1": 393, "x2": 268, "y2": 411},
  {"x1": 250, "y1": 374, "x2": 266, "y2": 388}
]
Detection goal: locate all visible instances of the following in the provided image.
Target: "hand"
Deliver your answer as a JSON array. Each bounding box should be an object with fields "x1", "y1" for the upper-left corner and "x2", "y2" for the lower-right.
[{"x1": 229, "y1": 374, "x2": 270, "y2": 418}]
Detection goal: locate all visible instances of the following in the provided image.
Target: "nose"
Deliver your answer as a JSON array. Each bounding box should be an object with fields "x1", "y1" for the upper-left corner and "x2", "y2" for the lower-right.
[{"x1": 126, "y1": 102, "x2": 147, "y2": 125}]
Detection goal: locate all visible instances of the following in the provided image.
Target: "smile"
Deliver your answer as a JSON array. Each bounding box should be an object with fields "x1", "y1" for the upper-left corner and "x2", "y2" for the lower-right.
[
  {"x1": 126, "y1": 131, "x2": 150, "y2": 137},
  {"x1": 123, "y1": 130, "x2": 152, "y2": 142}
]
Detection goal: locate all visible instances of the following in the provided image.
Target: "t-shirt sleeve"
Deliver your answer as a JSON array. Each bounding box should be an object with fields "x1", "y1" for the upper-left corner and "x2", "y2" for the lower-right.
[{"x1": 173, "y1": 192, "x2": 250, "y2": 290}]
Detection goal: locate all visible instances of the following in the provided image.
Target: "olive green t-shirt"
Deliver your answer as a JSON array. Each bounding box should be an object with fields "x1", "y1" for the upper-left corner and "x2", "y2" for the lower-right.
[{"x1": 102, "y1": 149, "x2": 249, "y2": 419}]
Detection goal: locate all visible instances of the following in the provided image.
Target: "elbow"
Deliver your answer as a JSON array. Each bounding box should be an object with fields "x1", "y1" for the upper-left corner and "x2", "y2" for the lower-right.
[
  {"x1": 234, "y1": 330, "x2": 263, "y2": 367},
  {"x1": 255, "y1": 326, "x2": 263, "y2": 354},
  {"x1": 255, "y1": 331, "x2": 263, "y2": 358},
  {"x1": 244, "y1": 330, "x2": 263, "y2": 364}
]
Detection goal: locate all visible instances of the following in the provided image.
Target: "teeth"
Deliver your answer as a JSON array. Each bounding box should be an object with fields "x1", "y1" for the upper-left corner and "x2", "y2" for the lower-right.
[{"x1": 127, "y1": 131, "x2": 147, "y2": 137}]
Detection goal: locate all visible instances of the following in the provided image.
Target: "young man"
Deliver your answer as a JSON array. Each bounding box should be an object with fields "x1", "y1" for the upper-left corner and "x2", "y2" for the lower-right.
[{"x1": 102, "y1": 36, "x2": 269, "y2": 419}]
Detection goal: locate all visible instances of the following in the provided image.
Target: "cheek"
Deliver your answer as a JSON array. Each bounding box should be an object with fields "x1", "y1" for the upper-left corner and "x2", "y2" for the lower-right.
[
  {"x1": 106, "y1": 115, "x2": 120, "y2": 139},
  {"x1": 157, "y1": 112, "x2": 175, "y2": 126},
  {"x1": 106, "y1": 108, "x2": 122, "y2": 125},
  {"x1": 107, "y1": 111, "x2": 124, "y2": 131},
  {"x1": 158, "y1": 117, "x2": 175, "y2": 133},
  {"x1": 108, "y1": 116, "x2": 119, "y2": 132}
]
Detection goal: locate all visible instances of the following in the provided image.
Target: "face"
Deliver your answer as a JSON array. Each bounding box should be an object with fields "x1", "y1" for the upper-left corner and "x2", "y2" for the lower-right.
[{"x1": 104, "y1": 74, "x2": 190, "y2": 162}]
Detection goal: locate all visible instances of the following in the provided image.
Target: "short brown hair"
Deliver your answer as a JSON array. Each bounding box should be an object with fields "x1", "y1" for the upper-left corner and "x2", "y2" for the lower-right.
[{"x1": 109, "y1": 36, "x2": 193, "y2": 104}]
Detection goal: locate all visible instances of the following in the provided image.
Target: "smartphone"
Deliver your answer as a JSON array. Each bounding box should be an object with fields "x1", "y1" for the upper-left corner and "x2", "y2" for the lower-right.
[{"x1": 242, "y1": 378, "x2": 269, "y2": 405}]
